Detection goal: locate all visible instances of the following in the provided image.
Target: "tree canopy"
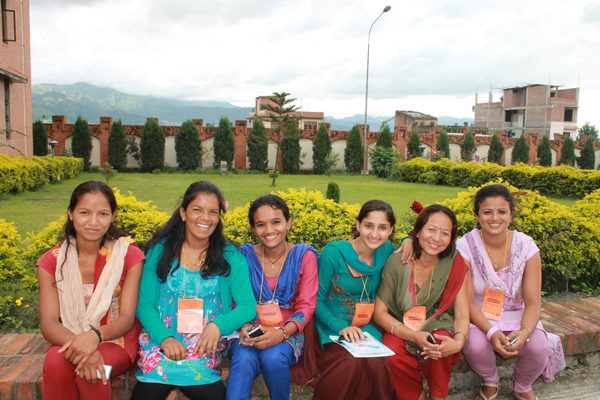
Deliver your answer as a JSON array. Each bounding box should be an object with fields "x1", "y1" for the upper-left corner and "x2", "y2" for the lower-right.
[
  {"x1": 140, "y1": 118, "x2": 165, "y2": 171},
  {"x1": 71, "y1": 116, "x2": 92, "y2": 170},
  {"x1": 247, "y1": 118, "x2": 268, "y2": 171},
  {"x1": 260, "y1": 92, "x2": 300, "y2": 171},
  {"x1": 312, "y1": 122, "x2": 332, "y2": 174},
  {"x1": 108, "y1": 120, "x2": 128, "y2": 171},
  {"x1": 175, "y1": 120, "x2": 201, "y2": 170},
  {"x1": 32, "y1": 120, "x2": 48, "y2": 156},
  {"x1": 344, "y1": 125, "x2": 363, "y2": 173},
  {"x1": 512, "y1": 134, "x2": 530, "y2": 164},
  {"x1": 213, "y1": 117, "x2": 234, "y2": 169}
]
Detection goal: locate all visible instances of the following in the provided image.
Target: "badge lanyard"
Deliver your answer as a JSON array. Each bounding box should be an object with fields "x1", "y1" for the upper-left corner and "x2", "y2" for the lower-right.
[
  {"x1": 177, "y1": 252, "x2": 204, "y2": 334},
  {"x1": 256, "y1": 244, "x2": 288, "y2": 327},
  {"x1": 403, "y1": 258, "x2": 436, "y2": 331},
  {"x1": 350, "y1": 270, "x2": 375, "y2": 327}
]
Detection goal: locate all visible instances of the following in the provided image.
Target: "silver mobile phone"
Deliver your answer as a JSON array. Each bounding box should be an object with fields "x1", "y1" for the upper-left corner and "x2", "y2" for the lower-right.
[
  {"x1": 508, "y1": 337, "x2": 518, "y2": 345},
  {"x1": 96, "y1": 365, "x2": 112, "y2": 379}
]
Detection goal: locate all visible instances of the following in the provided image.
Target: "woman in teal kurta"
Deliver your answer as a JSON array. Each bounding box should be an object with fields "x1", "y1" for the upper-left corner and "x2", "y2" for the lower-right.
[
  {"x1": 133, "y1": 181, "x2": 256, "y2": 400},
  {"x1": 312, "y1": 200, "x2": 396, "y2": 400}
]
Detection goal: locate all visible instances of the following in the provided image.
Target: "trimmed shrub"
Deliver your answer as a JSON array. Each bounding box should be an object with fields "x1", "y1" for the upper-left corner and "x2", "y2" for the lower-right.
[
  {"x1": 537, "y1": 135, "x2": 552, "y2": 167},
  {"x1": 71, "y1": 116, "x2": 92, "y2": 170},
  {"x1": 460, "y1": 133, "x2": 475, "y2": 161},
  {"x1": 436, "y1": 130, "x2": 450, "y2": 158},
  {"x1": 247, "y1": 118, "x2": 268, "y2": 171},
  {"x1": 369, "y1": 146, "x2": 397, "y2": 178},
  {"x1": 344, "y1": 125, "x2": 363, "y2": 173},
  {"x1": 390, "y1": 157, "x2": 434, "y2": 182},
  {"x1": 376, "y1": 123, "x2": 393, "y2": 148},
  {"x1": 108, "y1": 120, "x2": 128, "y2": 171},
  {"x1": 579, "y1": 136, "x2": 596, "y2": 170},
  {"x1": 326, "y1": 182, "x2": 340, "y2": 203},
  {"x1": 488, "y1": 133, "x2": 504, "y2": 164},
  {"x1": 312, "y1": 123, "x2": 332, "y2": 174},
  {"x1": 140, "y1": 119, "x2": 165, "y2": 172},
  {"x1": 224, "y1": 188, "x2": 360, "y2": 250},
  {"x1": 559, "y1": 136, "x2": 575, "y2": 166},
  {"x1": 0, "y1": 219, "x2": 23, "y2": 283},
  {"x1": 0, "y1": 155, "x2": 83, "y2": 194},
  {"x1": 406, "y1": 131, "x2": 421, "y2": 159},
  {"x1": 213, "y1": 117, "x2": 234, "y2": 169},
  {"x1": 32, "y1": 120, "x2": 48, "y2": 156},
  {"x1": 441, "y1": 181, "x2": 600, "y2": 294},
  {"x1": 512, "y1": 135, "x2": 530, "y2": 164},
  {"x1": 175, "y1": 120, "x2": 201, "y2": 170},
  {"x1": 281, "y1": 122, "x2": 301, "y2": 173}
]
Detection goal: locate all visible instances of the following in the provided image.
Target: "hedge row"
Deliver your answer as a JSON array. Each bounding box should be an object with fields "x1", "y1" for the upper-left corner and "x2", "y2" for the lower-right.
[
  {"x1": 0, "y1": 155, "x2": 83, "y2": 194},
  {"x1": 390, "y1": 158, "x2": 600, "y2": 198}
]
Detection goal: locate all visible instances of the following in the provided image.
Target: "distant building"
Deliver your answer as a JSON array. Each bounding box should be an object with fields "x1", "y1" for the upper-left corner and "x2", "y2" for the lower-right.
[
  {"x1": 394, "y1": 110, "x2": 437, "y2": 132},
  {"x1": 247, "y1": 96, "x2": 324, "y2": 130},
  {"x1": 0, "y1": 0, "x2": 32, "y2": 156},
  {"x1": 473, "y1": 84, "x2": 579, "y2": 137}
]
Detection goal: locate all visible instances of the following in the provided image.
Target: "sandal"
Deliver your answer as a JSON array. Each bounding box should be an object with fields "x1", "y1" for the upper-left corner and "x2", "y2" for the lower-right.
[
  {"x1": 512, "y1": 391, "x2": 538, "y2": 400},
  {"x1": 476, "y1": 383, "x2": 499, "y2": 400}
]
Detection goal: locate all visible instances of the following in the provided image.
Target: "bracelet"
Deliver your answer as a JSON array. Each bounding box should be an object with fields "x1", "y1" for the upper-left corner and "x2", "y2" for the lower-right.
[
  {"x1": 276, "y1": 326, "x2": 289, "y2": 340},
  {"x1": 390, "y1": 322, "x2": 402, "y2": 336},
  {"x1": 454, "y1": 330, "x2": 468, "y2": 341},
  {"x1": 486, "y1": 327, "x2": 499, "y2": 342},
  {"x1": 89, "y1": 324, "x2": 102, "y2": 343}
]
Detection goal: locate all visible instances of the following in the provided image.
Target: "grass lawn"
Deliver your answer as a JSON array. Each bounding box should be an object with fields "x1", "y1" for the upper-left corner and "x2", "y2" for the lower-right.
[{"x1": 0, "y1": 172, "x2": 577, "y2": 236}]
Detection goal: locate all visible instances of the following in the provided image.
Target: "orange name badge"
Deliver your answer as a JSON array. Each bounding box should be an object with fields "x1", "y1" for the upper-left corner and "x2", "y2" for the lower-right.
[
  {"x1": 256, "y1": 303, "x2": 284, "y2": 327},
  {"x1": 177, "y1": 298, "x2": 204, "y2": 334},
  {"x1": 351, "y1": 303, "x2": 375, "y2": 327},
  {"x1": 482, "y1": 288, "x2": 505, "y2": 321},
  {"x1": 403, "y1": 306, "x2": 426, "y2": 331}
]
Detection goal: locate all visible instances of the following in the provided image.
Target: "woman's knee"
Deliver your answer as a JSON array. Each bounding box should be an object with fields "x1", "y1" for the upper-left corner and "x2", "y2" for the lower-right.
[
  {"x1": 519, "y1": 329, "x2": 551, "y2": 359},
  {"x1": 230, "y1": 342, "x2": 259, "y2": 367},
  {"x1": 44, "y1": 346, "x2": 74, "y2": 376},
  {"x1": 258, "y1": 343, "x2": 293, "y2": 369}
]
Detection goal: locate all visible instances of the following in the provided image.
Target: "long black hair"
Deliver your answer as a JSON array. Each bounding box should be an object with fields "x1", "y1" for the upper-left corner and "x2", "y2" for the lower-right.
[
  {"x1": 411, "y1": 204, "x2": 458, "y2": 259},
  {"x1": 147, "y1": 181, "x2": 230, "y2": 282},
  {"x1": 59, "y1": 181, "x2": 126, "y2": 271}
]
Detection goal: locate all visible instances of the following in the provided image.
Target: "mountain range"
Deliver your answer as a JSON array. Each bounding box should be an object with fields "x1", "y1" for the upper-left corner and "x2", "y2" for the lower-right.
[{"x1": 32, "y1": 82, "x2": 473, "y2": 130}]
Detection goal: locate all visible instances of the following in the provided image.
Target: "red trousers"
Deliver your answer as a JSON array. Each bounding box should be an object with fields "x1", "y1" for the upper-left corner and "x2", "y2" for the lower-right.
[
  {"x1": 43, "y1": 342, "x2": 134, "y2": 400},
  {"x1": 383, "y1": 330, "x2": 458, "y2": 400}
]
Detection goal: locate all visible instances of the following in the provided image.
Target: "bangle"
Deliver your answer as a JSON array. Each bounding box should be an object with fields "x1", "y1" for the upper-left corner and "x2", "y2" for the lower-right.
[
  {"x1": 486, "y1": 327, "x2": 499, "y2": 342},
  {"x1": 454, "y1": 330, "x2": 468, "y2": 341},
  {"x1": 276, "y1": 326, "x2": 289, "y2": 340},
  {"x1": 390, "y1": 322, "x2": 402, "y2": 336},
  {"x1": 89, "y1": 324, "x2": 102, "y2": 343}
]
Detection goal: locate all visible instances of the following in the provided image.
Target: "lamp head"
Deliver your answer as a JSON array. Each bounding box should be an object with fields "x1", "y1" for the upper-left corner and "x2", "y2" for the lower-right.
[{"x1": 383, "y1": 5, "x2": 391, "y2": 12}]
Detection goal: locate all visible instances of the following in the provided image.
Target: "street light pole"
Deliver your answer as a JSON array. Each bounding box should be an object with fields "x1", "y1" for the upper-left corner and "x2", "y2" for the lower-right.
[{"x1": 363, "y1": 5, "x2": 391, "y2": 174}]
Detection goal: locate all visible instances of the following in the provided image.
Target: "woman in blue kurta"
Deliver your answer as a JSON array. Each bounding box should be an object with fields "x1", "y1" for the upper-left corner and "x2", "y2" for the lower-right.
[
  {"x1": 132, "y1": 181, "x2": 256, "y2": 400},
  {"x1": 312, "y1": 200, "x2": 396, "y2": 400},
  {"x1": 226, "y1": 194, "x2": 319, "y2": 400}
]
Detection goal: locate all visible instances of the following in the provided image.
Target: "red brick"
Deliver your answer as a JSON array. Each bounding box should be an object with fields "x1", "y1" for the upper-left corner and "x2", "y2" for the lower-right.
[
  {"x1": 562, "y1": 316, "x2": 600, "y2": 335},
  {"x1": 18, "y1": 335, "x2": 46, "y2": 355},
  {"x1": 32, "y1": 339, "x2": 50, "y2": 355},
  {"x1": 0, "y1": 334, "x2": 34, "y2": 355},
  {"x1": 15, "y1": 355, "x2": 43, "y2": 400},
  {"x1": 0, "y1": 356, "x2": 39, "y2": 399},
  {"x1": 0, "y1": 334, "x2": 18, "y2": 354}
]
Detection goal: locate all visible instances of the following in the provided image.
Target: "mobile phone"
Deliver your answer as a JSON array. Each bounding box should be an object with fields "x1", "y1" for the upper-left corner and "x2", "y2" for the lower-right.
[
  {"x1": 97, "y1": 365, "x2": 112, "y2": 379},
  {"x1": 247, "y1": 325, "x2": 264, "y2": 338},
  {"x1": 508, "y1": 337, "x2": 518, "y2": 345},
  {"x1": 426, "y1": 333, "x2": 437, "y2": 345}
]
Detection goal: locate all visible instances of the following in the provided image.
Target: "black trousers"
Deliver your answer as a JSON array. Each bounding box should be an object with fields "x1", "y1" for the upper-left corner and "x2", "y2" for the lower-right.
[{"x1": 130, "y1": 380, "x2": 225, "y2": 400}]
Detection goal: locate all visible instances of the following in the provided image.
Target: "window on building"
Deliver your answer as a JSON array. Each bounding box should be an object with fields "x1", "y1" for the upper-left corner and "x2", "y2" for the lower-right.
[
  {"x1": 3, "y1": 76, "x2": 10, "y2": 139},
  {"x1": 304, "y1": 121, "x2": 317, "y2": 130},
  {"x1": 505, "y1": 110, "x2": 516, "y2": 122},
  {"x1": 564, "y1": 108, "x2": 574, "y2": 122},
  {"x1": 1, "y1": 0, "x2": 16, "y2": 42}
]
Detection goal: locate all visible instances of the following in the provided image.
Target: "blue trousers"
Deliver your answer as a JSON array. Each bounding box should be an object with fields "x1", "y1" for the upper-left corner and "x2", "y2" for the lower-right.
[{"x1": 226, "y1": 339, "x2": 296, "y2": 400}]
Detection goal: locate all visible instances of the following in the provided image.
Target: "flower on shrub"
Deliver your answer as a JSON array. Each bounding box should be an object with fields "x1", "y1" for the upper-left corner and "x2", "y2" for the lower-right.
[{"x1": 410, "y1": 201, "x2": 424, "y2": 214}]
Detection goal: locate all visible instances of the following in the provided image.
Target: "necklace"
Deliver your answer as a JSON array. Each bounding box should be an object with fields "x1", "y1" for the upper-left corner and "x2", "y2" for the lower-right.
[
  {"x1": 480, "y1": 231, "x2": 510, "y2": 270},
  {"x1": 262, "y1": 242, "x2": 288, "y2": 270},
  {"x1": 181, "y1": 244, "x2": 208, "y2": 271}
]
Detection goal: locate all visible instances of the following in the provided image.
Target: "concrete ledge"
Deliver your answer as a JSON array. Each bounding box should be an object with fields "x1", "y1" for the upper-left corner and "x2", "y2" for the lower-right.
[{"x1": 1, "y1": 296, "x2": 599, "y2": 399}]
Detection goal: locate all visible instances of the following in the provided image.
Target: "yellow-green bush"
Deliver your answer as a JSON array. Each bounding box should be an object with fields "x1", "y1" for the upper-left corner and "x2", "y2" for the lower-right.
[
  {"x1": 390, "y1": 158, "x2": 600, "y2": 198},
  {"x1": 0, "y1": 155, "x2": 83, "y2": 194},
  {"x1": 0, "y1": 219, "x2": 23, "y2": 281},
  {"x1": 224, "y1": 188, "x2": 361, "y2": 250},
  {"x1": 20, "y1": 190, "x2": 169, "y2": 279},
  {"x1": 440, "y1": 181, "x2": 600, "y2": 294}
]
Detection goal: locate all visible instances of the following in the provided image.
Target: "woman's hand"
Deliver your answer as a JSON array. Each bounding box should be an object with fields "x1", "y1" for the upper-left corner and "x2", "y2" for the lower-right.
[
  {"x1": 392, "y1": 237, "x2": 414, "y2": 264},
  {"x1": 239, "y1": 323, "x2": 254, "y2": 347},
  {"x1": 423, "y1": 334, "x2": 464, "y2": 359},
  {"x1": 490, "y1": 330, "x2": 517, "y2": 358},
  {"x1": 160, "y1": 337, "x2": 186, "y2": 360},
  {"x1": 77, "y1": 350, "x2": 107, "y2": 385},
  {"x1": 504, "y1": 328, "x2": 529, "y2": 353},
  {"x1": 339, "y1": 326, "x2": 364, "y2": 342},
  {"x1": 250, "y1": 327, "x2": 284, "y2": 350},
  {"x1": 411, "y1": 330, "x2": 433, "y2": 350},
  {"x1": 59, "y1": 330, "x2": 99, "y2": 367},
  {"x1": 194, "y1": 322, "x2": 221, "y2": 357}
]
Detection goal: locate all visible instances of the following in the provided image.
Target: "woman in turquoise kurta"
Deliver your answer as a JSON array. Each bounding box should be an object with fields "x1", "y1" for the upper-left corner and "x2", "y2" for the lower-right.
[
  {"x1": 312, "y1": 200, "x2": 396, "y2": 400},
  {"x1": 133, "y1": 181, "x2": 256, "y2": 400}
]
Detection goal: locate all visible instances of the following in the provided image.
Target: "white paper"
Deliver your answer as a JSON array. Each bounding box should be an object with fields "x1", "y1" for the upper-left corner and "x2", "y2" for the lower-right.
[{"x1": 329, "y1": 332, "x2": 395, "y2": 358}]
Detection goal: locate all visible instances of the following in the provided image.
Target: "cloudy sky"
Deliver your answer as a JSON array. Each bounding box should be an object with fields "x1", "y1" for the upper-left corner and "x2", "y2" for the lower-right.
[{"x1": 31, "y1": 0, "x2": 600, "y2": 127}]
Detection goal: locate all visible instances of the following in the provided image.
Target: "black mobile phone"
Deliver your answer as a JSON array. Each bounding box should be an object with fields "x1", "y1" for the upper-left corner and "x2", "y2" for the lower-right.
[
  {"x1": 247, "y1": 325, "x2": 264, "y2": 338},
  {"x1": 426, "y1": 333, "x2": 436, "y2": 345}
]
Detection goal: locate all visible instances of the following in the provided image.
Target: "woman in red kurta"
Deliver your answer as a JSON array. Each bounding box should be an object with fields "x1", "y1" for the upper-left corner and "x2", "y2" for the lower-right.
[{"x1": 37, "y1": 181, "x2": 144, "y2": 400}]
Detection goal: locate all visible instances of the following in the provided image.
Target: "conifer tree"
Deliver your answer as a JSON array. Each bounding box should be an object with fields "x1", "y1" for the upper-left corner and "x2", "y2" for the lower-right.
[
  {"x1": 537, "y1": 135, "x2": 552, "y2": 167},
  {"x1": 488, "y1": 133, "x2": 504, "y2": 164},
  {"x1": 140, "y1": 118, "x2": 165, "y2": 171},
  {"x1": 71, "y1": 116, "x2": 92, "y2": 170},
  {"x1": 247, "y1": 118, "x2": 268, "y2": 171},
  {"x1": 460, "y1": 132, "x2": 475, "y2": 161},
  {"x1": 32, "y1": 120, "x2": 48, "y2": 156},
  {"x1": 406, "y1": 131, "x2": 421, "y2": 159},
  {"x1": 312, "y1": 123, "x2": 332, "y2": 174},
  {"x1": 512, "y1": 134, "x2": 530, "y2": 164},
  {"x1": 213, "y1": 117, "x2": 234, "y2": 169},
  {"x1": 344, "y1": 125, "x2": 363, "y2": 173},
  {"x1": 579, "y1": 136, "x2": 596, "y2": 170},
  {"x1": 260, "y1": 92, "x2": 300, "y2": 171},
  {"x1": 559, "y1": 136, "x2": 576, "y2": 166},
  {"x1": 436, "y1": 129, "x2": 450, "y2": 158},
  {"x1": 281, "y1": 122, "x2": 301, "y2": 173},
  {"x1": 108, "y1": 120, "x2": 128, "y2": 171},
  {"x1": 175, "y1": 120, "x2": 201, "y2": 170},
  {"x1": 376, "y1": 123, "x2": 393, "y2": 148}
]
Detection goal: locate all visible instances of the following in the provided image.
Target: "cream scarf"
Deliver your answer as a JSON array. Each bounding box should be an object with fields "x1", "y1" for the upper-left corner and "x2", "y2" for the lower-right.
[{"x1": 55, "y1": 236, "x2": 130, "y2": 334}]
